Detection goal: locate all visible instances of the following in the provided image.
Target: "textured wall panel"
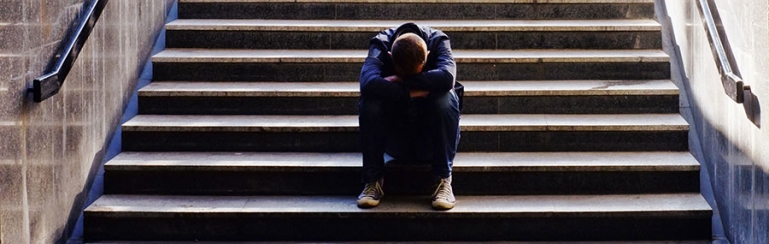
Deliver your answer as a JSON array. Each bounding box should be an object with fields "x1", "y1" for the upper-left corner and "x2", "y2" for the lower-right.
[
  {"x1": 0, "y1": 0, "x2": 174, "y2": 243},
  {"x1": 659, "y1": 0, "x2": 769, "y2": 243}
]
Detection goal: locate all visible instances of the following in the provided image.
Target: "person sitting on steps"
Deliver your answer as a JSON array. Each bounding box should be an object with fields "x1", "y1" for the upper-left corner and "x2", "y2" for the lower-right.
[{"x1": 357, "y1": 22, "x2": 462, "y2": 210}]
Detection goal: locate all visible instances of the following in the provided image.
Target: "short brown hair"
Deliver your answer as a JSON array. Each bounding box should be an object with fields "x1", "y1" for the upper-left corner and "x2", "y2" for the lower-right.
[{"x1": 391, "y1": 33, "x2": 427, "y2": 76}]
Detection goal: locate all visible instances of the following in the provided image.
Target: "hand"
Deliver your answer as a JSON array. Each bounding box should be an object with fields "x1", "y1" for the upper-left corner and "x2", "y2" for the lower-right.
[
  {"x1": 409, "y1": 89, "x2": 429, "y2": 98},
  {"x1": 384, "y1": 75, "x2": 402, "y2": 83}
]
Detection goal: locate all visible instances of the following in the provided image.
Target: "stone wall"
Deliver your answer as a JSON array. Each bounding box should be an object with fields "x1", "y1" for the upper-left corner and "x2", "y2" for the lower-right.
[
  {"x1": 0, "y1": 0, "x2": 173, "y2": 243},
  {"x1": 658, "y1": 0, "x2": 769, "y2": 243}
]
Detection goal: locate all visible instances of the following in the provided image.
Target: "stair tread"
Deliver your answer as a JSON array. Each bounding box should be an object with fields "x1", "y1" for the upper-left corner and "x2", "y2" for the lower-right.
[
  {"x1": 139, "y1": 80, "x2": 679, "y2": 97},
  {"x1": 166, "y1": 19, "x2": 661, "y2": 32},
  {"x1": 107, "y1": 151, "x2": 699, "y2": 171},
  {"x1": 179, "y1": 0, "x2": 655, "y2": 3},
  {"x1": 122, "y1": 114, "x2": 689, "y2": 132},
  {"x1": 87, "y1": 242, "x2": 711, "y2": 244},
  {"x1": 152, "y1": 49, "x2": 670, "y2": 63},
  {"x1": 85, "y1": 193, "x2": 710, "y2": 217}
]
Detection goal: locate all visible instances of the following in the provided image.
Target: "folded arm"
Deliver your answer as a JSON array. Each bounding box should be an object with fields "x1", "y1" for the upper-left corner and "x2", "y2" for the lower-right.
[{"x1": 359, "y1": 45, "x2": 410, "y2": 102}]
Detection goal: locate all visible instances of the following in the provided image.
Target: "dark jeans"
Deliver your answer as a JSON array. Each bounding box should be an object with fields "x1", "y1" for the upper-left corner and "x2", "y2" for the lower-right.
[{"x1": 358, "y1": 90, "x2": 461, "y2": 183}]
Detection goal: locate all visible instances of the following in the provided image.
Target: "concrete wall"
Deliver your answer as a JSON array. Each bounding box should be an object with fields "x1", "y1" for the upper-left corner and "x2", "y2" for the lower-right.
[
  {"x1": 0, "y1": 0, "x2": 173, "y2": 243},
  {"x1": 658, "y1": 0, "x2": 769, "y2": 243}
]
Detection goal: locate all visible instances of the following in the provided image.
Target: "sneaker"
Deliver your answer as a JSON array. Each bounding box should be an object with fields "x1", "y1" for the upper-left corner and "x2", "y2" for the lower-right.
[
  {"x1": 432, "y1": 176, "x2": 456, "y2": 210},
  {"x1": 357, "y1": 178, "x2": 384, "y2": 208}
]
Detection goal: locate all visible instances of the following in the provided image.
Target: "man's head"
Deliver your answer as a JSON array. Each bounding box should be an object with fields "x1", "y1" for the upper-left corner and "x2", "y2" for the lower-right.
[{"x1": 390, "y1": 33, "x2": 428, "y2": 77}]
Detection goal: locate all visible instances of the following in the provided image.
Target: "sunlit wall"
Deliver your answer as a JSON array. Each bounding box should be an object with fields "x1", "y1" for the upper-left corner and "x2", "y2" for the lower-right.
[
  {"x1": 0, "y1": 1, "x2": 173, "y2": 243},
  {"x1": 659, "y1": 0, "x2": 768, "y2": 243}
]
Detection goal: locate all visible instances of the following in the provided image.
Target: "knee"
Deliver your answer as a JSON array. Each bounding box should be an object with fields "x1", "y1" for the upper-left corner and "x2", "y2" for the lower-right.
[
  {"x1": 427, "y1": 91, "x2": 459, "y2": 115},
  {"x1": 358, "y1": 98, "x2": 385, "y2": 119}
]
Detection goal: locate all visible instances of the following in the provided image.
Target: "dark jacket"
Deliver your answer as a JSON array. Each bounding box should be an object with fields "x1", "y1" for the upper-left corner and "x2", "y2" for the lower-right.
[{"x1": 359, "y1": 23, "x2": 462, "y2": 107}]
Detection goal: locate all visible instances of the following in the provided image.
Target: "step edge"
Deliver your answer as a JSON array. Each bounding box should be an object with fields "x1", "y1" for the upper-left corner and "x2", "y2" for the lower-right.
[
  {"x1": 151, "y1": 49, "x2": 671, "y2": 63},
  {"x1": 121, "y1": 114, "x2": 690, "y2": 132},
  {"x1": 104, "y1": 162, "x2": 700, "y2": 172},
  {"x1": 179, "y1": 0, "x2": 655, "y2": 4},
  {"x1": 165, "y1": 20, "x2": 661, "y2": 32},
  {"x1": 84, "y1": 194, "x2": 712, "y2": 217},
  {"x1": 138, "y1": 90, "x2": 680, "y2": 97},
  {"x1": 121, "y1": 124, "x2": 690, "y2": 132},
  {"x1": 138, "y1": 87, "x2": 679, "y2": 97},
  {"x1": 138, "y1": 80, "x2": 680, "y2": 97},
  {"x1": 106, "y1": 151, "x2": 701, "y2": 172}
]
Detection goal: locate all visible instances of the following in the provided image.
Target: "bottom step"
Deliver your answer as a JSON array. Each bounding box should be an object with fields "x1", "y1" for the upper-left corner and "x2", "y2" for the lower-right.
[
  {"x1": 89, "y1": 242, "x2": 711, "y2": 244},
  {"x1": 84, "y1": 194, "x2": 711, "y2": 242}
]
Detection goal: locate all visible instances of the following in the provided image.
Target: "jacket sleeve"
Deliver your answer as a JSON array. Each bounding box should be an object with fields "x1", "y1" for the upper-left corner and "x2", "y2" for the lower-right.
[
  {"x1": 359, "y1": 41, "x2": 410, "y2": 102},
  {"x1": 402, "y1": 36, "x2": 456, "y2": 92}
]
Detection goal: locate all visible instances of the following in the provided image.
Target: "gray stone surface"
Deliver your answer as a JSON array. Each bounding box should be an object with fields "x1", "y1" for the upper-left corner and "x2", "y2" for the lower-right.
[
  {"x1": 177, "y1": 1, "x2": 656, "y2": 20},
  {"x1": 121, "y1": 130, "x2": 689, "y2": 152},
  {"x1": 152, "y1": 48, "x2": 670, "y2": 63},
  {"x1": 180, "y1": 0, "x2": 533, "y2": 2},
  {"x1": 140, "y1": 81, "x2": 361, "y2": 97},
  {"x1": 106, "y1": 151, "x2": 700, "y2": 172},
  {"x1": 121, "y1": 114, "x2": 689, "y2": 132},
  {"x1": 81, "y1": 242, "x2": 711, "y2": 244},
  {"x1": 135, "y1": 79, "x2": 680, "y2": 115},
  {"x1": 166, "y1": 19, "x2": 662, "y2": 32},
  {"x1": 136, "y1": 94, "x2": 679, "y2": 115},
  {"x1": 0, "y1": 0, "x2": 174, "y2": 243},
  {"x1": 166, "y1": 30, "x2": 662, "y2": 50},
  {"x1": 100, "y1": 150, "x2": 702, "y2": 194},
  {"x1": 180, "y1": 0, "x2": 652, "y2": 3},
  {"x1": 139, "y1": 80, "x2": 679, "y2": 97},
  {"x1": 661, "y1": 0, "x2": 769, "y2": 243},
  {"x1": 86, "y1": 193, "x2": 710, "y2": 217},
  {"x1": 152, "y1": 61, "x2": 671, "y2": 82},
  {"x1": 80, "y1": 193, "x2": 705, "y2": 240}
]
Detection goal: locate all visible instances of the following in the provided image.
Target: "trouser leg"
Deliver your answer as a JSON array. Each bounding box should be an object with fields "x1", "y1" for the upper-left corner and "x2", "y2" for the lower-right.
[
  {"x1": 359, "y1": 98, "x2": 404, "y2": 183},
  {"x1": 420, "y1": 90, "x2": 461, "y2": 179}
]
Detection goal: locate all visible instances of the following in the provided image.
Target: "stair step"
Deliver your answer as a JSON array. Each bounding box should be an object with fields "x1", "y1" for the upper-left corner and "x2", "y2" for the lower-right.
[
  {"x1": 178, "y1": 0, "x2": 656, "y2": 20},
  {"x1": 87, "y1": 242, "x2": 712, "y2": 244},
  {"x1": 167, "y1": 19, "x2": 662, "y2": 32},
  {"x1": 137, "y1": 80, "x2": 679, "y2": 115},
  {"x1": 123, "y1": 114, "x2": 688, "y2": 132},
  {"x1": 166, "y1": 19, "x2": 661, "y2": 50},
  {"x1": 84, "y1": 193, "x2": 711, "y2": 241},
  {"x1": 140, "y1": 80, "x2": 679, "y2": 97},
  {"x1": 152, "y1": 49, "x2": 669, "y2": 63},
  {"x1": 179, "y1": 0, "x2": 656, "y2": 3},
  {"x1": 104, "y1": 151, "x2": 700, "y2": 195},
  {"x1": 107, "y1": 151, "x2": 699, "y2": 171},
  {"x1": 86, "y1": 193, "x2": 709, "y2": 217},
  {"x1": 121, "y1": 114, "x2": 689, "y2": 152},
  {"x1": 152, "y1": 49, "x2": 671, "y2": 81}
]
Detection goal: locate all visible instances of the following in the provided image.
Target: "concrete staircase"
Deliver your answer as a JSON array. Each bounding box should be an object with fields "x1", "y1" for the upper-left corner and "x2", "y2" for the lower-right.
[{"x1": 84, "y1": 0, "x2": 713, "y2": 242}]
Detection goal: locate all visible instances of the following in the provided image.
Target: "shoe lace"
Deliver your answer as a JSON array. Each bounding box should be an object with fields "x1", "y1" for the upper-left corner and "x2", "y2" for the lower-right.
[
  {"x1": 362, "y1": 181, "x2": 382, "y2": 197},
  {"x1": 433, "y1": 178, "x2": 453, "y2": 200}
]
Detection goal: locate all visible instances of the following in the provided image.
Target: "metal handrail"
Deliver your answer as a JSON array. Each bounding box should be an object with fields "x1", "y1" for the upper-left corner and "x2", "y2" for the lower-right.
[
  {"x1": 29, "y1": 0, "x2": 110, "y2": 102},
  {"x1": 695, "y1": 0, "x2": 748, "y2": 103}
]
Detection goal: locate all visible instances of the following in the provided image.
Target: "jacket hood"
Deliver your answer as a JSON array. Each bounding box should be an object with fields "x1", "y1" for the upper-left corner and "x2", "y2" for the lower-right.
[{"x1": 392, "y1": 22, "x2": 428, "y2": 42}]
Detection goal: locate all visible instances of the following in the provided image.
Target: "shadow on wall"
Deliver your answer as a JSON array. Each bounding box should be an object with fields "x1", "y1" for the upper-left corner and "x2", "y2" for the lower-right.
[
  {"x1": 698, "y1": 113, "x2": 769, "y2": 244},
  {"x1": 743, "y1": 88, "x2": 761, "y2": 127},
  {"x1": 657, "y1": 0, "x2": 768, "y2": 243}
]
